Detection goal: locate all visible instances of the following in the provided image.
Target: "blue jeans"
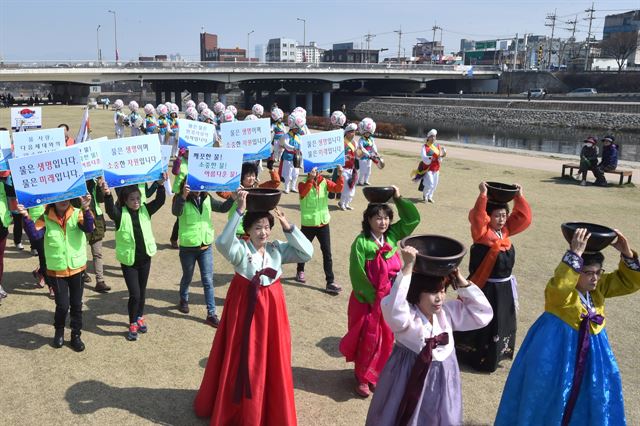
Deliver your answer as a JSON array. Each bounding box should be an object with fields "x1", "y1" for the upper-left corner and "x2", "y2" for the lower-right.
[{"x1": 179, "y1": 245, "x2": 215, "y2": 316}]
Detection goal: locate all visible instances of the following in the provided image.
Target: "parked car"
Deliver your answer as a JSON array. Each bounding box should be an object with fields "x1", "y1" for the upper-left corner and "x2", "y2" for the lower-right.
[
  {"x1": 521, "y1": 88, "x2": 546, "y2": 98},
  {"x1": 568, "y1": 88, "x2": 598, "y2": 96}
]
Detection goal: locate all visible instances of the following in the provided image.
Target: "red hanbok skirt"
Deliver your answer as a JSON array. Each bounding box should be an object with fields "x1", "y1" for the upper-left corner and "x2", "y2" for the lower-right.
[{"x1": 193, "y1": 273, "x2": 296, "y2": 426}]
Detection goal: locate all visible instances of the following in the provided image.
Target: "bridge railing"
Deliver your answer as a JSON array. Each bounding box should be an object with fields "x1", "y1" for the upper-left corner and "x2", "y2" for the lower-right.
[{"x1": 0, "y1": 60, "x2": 501, "y2": 72}]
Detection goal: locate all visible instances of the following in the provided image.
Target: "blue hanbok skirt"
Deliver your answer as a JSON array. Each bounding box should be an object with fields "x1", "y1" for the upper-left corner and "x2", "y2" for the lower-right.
[{"x1": 495, "y1": 312, "x2": 626, "y2": 426}]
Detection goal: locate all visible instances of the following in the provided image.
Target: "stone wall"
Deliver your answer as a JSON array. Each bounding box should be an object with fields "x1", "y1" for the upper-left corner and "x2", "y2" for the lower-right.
[{"x1": 349, "y1": 97, "x2": 640, "y2": 131}]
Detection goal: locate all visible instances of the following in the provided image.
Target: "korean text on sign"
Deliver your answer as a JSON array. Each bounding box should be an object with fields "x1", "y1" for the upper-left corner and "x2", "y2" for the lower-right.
[
  {"x1": 186, "y1": 147, "x2": 243, "y2": 192},
  {"x1": 99, "y1": 134, "x2": 163, "y2": 188},
  {"x1": 177, "y1": 119, "x2": 217, "y2": 148},
  {"x1": 300, "y1": 129, "x2": 345, "y2": 173},
  {"x1": 7, "y1": 145, "x2": 87, "y2": 208},
  {"x1": 219, "y1": 118, "x2": 271, "y2": 161},
  {"x1": 12, "y1": 127, "x2": 66, "y2": 158}
]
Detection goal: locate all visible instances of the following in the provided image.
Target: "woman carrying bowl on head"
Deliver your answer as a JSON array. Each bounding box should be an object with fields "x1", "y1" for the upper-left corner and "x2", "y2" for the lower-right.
[
  {"x1": 339, "y1": 185, "x2": 420, "y2": 397},
  {"x1": 194, "y1": 190, "x2": 313, "y2": 426},
  {"x1": 495, "y1": 227, "x2": 639, "y2": 425},
  {"x1": 454, "y1": 181, "x2": 531, "y2": 372}
]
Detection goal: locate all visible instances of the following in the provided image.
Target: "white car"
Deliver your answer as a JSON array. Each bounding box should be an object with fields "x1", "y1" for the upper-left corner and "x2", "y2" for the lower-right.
[{"x1": 568, "y1": 88, "x2": 598, "y2": 96}]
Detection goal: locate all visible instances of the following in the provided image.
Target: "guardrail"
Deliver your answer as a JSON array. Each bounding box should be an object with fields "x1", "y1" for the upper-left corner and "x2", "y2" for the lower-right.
[{"x1": 0, "y1": 60, "x2": 501, "y2": 72}]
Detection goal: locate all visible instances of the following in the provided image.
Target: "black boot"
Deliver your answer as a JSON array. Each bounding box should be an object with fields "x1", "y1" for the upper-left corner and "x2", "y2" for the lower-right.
[
  {"x1": 70, "y1": 331, "x2": 85, "y2": 352},
  {"x1": 52, "y1": 328, "x2": 64, "y2": 348}
]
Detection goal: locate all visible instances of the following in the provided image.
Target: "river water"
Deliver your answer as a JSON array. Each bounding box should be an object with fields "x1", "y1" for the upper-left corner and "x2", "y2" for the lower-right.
[{"x1": 353, "y1": 113, "x2": 640, "y2": 163}]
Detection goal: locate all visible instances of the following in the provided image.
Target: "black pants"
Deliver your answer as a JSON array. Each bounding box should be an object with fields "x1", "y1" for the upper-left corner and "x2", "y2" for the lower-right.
[
  {"x1": 32, "y1": 238, "x2": 55, "y2": 288},
  {"x1": 52, "y1": 273, "x2": 84, "y2": 332},
  {"x1": 121, "y1": 259, "x2": 151, "y2": 324},
  {"x1": 171, "y1": 218, "x2": 179, "y2": 242},
  {"x1": 579, "y1": 163, "x2": 606, "y2": 183},
  {"x1": 12, "y1": 213, "x2": 23, "y2": 245},
  {"x1": 296, "y1": 224, "x2": 334, "y2": 284}
]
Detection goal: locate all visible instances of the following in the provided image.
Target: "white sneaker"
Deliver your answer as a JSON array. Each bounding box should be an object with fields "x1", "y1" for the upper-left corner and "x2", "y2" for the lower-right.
[
  {"x1": 283, "y1": 189, "x2": 290, "y2": 194},
  {"x1": 291, "y1": 188, "x2": 298, "y2": 193},
  {"x1": 338, "y1": 203, "x2": 346, "y2": 211},
  {"x1": 0, "y1": 285, "x2": 7, "y2": 298},
  {"x1": 346, "y1": 205, "x2": 354, "y2": 210},
  {"x1": 15, "y1": 242, "x2": 24, "y2": 250}
]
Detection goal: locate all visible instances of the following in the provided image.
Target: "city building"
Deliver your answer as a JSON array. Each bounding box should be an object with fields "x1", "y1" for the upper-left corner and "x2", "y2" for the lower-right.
[
  {"x1": 200, "y1": 32, "x2": 251, "y2": 62},
  {"x1": 296, "y1": 42, "x2": 325, "y2": 64},
  {"x1": 266, "y1": 38, "x2": 298, "y2": 62},
  {"x1": 602, "y1": 10, "x2": 640, "y2": 66},
  {"x1": 412, "y1": 39, "x2": 445, "y2": 63},
  {"x1": 255, "y1": 44, "x2": 266, "y2": 63},
  {"x1": 322, "y1": 42, "x2": 380, "y2": 63}
]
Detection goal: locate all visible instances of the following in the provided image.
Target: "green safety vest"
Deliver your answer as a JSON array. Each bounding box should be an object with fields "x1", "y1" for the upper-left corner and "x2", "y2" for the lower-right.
[
  {"x1": 227, "y1": 200, "x2": 245, "y2": 235},
  {"x1": 172, "y1": 160, "x2": 189, "y2": 194},
  {"x1": 300, "y1": 180, "x2": 330, "y2": 227},
  {"x1": 91, "y1": 184, "x2": 103, "y2": 216},
  {"x1": 28, "y1": 205, "x2": 46, "y2": 221},
  {"x1": 115, "y1": 205, "x2": 157, "y2": 266},
  {"x1": 138, "y1": 183, "x2": 147, "y2": 204},
  {"x1": 0, "y1": 184, "x2": 11, "y2": 228},
  {"x1": 178, "y1": 196, "x2": 214, "y2": 247},
  {"x1": 43, "y1": 209, "x2": 87, "y2": 271}
]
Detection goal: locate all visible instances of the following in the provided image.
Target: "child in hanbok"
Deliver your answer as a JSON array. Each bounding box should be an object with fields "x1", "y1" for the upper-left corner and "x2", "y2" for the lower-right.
[
  {"x1": 495, "y1": 227, "x2": 639, "y2": 425},
  {"x1": 366, "y1": 246, "x2": 492, "y2": 425},
  {"x1": 194, "y1": 190, "x2": 313, "y2": 425}
]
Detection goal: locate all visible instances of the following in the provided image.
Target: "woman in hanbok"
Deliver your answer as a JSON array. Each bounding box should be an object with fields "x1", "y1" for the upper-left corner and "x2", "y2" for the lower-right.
[
  {"x1": 366, "y1": 246, "x2": 492, "y2": 425},
  {"x1": 454, "y1": 182, "x2": 531, "y2": 372},
  {"x1": 339, "y1": 186, "x2": 420, "y2": 397},
  {"x1": 194, "y1": 190, "x2": 313, "y2": 426},
  {"x1": 495, "y1": 227, "x2": 639, "y2": 425}
]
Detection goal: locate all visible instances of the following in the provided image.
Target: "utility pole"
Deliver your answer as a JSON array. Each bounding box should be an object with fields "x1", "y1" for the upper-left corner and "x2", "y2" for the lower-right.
[
  {"x1": 108, "y1": 10, "x2": 118, "y2": 62},
  {"x1": 513, "y1": 33, "x2": 519, "y2": 70},
  {"x1": 584, "y1": 3, "x2": 595, "y2": 71},
  {"x1": 545, "y1": 9, "x2": 557, "y2": 69},
  {"x1": 365, "y1": 32, "x2": 376, "y2": 63},
  {"x1": 394, "y1": 27, "x2": 403, "y2": 63}
]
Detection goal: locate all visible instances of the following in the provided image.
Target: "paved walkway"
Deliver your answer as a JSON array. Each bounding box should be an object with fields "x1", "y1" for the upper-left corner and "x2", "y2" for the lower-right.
[{"x1": 375, "y1": 136, "x2": 640, "y2": 184}]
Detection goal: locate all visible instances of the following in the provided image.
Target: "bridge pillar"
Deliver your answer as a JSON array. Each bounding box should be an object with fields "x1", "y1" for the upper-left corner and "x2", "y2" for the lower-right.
[
  {"x1": 174, "y1": 90, "x2": 183, "y2": 109},
  {"x1": 204, "y1": 92, "x2": 212, "y2": 106},
  {"x1": 322, "y1": 91, "x2": 331, "y2": 117},
  {"x1": 289, "y1": 92, "x2": 297, "y2": 110},
  {"x1": 218, "y1": 93, "x2": 227, "y2": 105},
  {"x1": 244, "y1": 91, "x2": 252, "y2": 109},
  {"x1": 164, "y1": 89, "x2": 172, "y2": 103},
  {"x1": 155, "y1": 90, "x2": 162, "y2": 106},
  {"x1": 305, "y1": 92, "x2": 313, "y2": 115}
]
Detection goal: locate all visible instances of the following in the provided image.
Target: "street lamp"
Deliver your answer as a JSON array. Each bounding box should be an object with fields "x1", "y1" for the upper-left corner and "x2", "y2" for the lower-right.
[
  {"x1": 296, "y1": 17, "x2": 306, "y2": 62},
  {"x1": 247, "y1": 30, "x2": 254, "y2": 61},
  {"x1": 96, "y1": 25, "x2": 102, "y2": 64},
  {"x1": 107, "y1": 10, "x2": 119, "y2": 62}
]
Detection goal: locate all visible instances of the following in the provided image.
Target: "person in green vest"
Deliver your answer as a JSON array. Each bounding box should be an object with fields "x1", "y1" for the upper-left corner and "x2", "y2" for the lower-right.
[
  {"x1": 172, "y1": 181, "x2": 235, "y2": 326},
  {"x1": 294, "y1": 166, "x2": 344, "y2": 294},
  {"x1": 338, "y1": 186, "x2": 421, "y2": 397},
  {"x1": 19, "y1": 196, "x2": 95, "y2": 352},
  {"x1": 219, "y1": 162, "x2": 281, "y2": 237},
  {"x1": 102, "y1": 174, "x2": 166, "y2": 341},
  {"x1": 84, "y1": 178, "x2": 111, "y2": 293},
  {"x1": 169, "y1": 147, "x2": 189, "y2": 248},
  {"x1": 0, "y1": 178, "x2": 11, "y2": 299},
  {"x1": 26, "y1": 204, "x2": 57, "y2": 298}
]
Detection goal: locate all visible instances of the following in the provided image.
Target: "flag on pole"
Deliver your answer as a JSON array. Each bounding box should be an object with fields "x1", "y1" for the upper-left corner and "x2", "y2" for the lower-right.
[{"x1": 75, "y1": 107, "x2": 91, "y2": 143}]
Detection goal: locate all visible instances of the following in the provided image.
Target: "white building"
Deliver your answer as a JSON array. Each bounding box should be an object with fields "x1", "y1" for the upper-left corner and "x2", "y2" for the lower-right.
[
  {"x1": 254, "y1": 44, "x2": 266, "y2": 63},
  {"x1": 266, "y1": 38, "x2": 297, "y2": 62},
  {"x1": 296, "y1": 41, "x2": 325, "y2": 64}
]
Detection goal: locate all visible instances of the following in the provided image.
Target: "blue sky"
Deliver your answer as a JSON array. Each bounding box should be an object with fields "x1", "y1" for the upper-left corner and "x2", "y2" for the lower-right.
[{"x1": 0, "y1": 0, "x2": 638, "y2": 62}]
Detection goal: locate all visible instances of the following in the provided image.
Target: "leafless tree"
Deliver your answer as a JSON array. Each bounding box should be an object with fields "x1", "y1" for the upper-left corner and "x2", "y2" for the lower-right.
[{"x1": 599, "y1": 32, "x2": 639, "y2": 72}]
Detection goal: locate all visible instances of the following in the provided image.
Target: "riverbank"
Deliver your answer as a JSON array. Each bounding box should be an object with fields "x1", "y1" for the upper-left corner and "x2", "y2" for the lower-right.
[{"x1": 350, "y1": 96, "x2": 640, "y2": 132}]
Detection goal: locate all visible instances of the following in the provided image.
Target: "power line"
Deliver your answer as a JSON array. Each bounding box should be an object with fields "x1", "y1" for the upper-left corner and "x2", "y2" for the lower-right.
[
  {"x1": 545, "y1": 8, "x2": 557, "y2": 68},
  {"x1": 584, "y1": 2, "x2": 596, "y2": 71}
]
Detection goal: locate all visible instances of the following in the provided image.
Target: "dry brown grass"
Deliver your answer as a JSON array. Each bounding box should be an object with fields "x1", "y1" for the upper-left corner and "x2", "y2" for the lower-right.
[{"x1": 0, "y1": 106, "x2": 638, "y2": 425}]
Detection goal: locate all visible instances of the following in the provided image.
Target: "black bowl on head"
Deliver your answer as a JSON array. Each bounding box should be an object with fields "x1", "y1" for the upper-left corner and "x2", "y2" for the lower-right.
[
  {"x1": 400, "y1": 234, "x2": 467, "y2": 277},
  {"x1": 245, "y1": 188, "x2": 281, "y2": 212},
  {"x1": 485, "y1": 182, "x2": 518, "y2": 203},
  {"x1": 362, "y1": 186, "x2": 395, "y2": 204},
  {"x1": 561, "y1": 222, "x2": 617, "y2": 253}
]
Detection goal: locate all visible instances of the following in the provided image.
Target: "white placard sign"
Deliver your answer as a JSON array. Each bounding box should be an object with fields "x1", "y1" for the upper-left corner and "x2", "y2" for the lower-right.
[
  {"x1": 177, "y1": 119, "x2": 216, "y2": 149},
  {"x1": 300, "y1": 129, "x2": 345, "y2": 173},
  {"x1": 0, "y1": 131, "x2": 12, "y2": 171},
  {"x1": 78, "y1": 137, "x2": 107, "y2": 180},
  {"x1": 10, "y1": 107, "x2": 42, "y2": 130},
  {"x1": 219, "y1": 118, "x2": 271, "y2": 161},
  {"x1": 161, "y1": 145, "x2": 173, "y2": 172},
  {"x1": 99, "y1": 135, "x2": 162, "y2": 189},
  {"x1": 186, "y1": 147, "x2": 243, "y2": 192},
  {"x1": 12, "y1": 127, "x2": 66, "y2": 158},
  {"x1": 8, "y1": 145, "x2": 86, "y2": 208}
]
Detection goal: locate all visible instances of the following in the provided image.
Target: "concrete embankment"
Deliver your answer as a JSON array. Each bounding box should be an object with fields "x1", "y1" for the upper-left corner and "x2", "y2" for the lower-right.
[{"x1": 349, "y1": 97, "x2": 640, "y2": 132}]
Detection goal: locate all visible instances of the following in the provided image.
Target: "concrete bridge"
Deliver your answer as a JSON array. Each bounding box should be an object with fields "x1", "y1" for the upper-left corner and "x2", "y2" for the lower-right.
[{"x1": 0, "y1": 61, "x2": 501, "y2": 115}]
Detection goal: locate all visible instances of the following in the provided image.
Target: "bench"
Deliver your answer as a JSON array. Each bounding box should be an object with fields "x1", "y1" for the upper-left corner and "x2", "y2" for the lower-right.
[{"x1": 561, "y1": 163, "x2": 633, "y2": 185}]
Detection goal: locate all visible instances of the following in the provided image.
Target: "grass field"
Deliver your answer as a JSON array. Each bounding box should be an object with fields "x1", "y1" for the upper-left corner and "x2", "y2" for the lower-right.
[{"x1": 1, "y1": 106, "x2": 639, "y2": 425}]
